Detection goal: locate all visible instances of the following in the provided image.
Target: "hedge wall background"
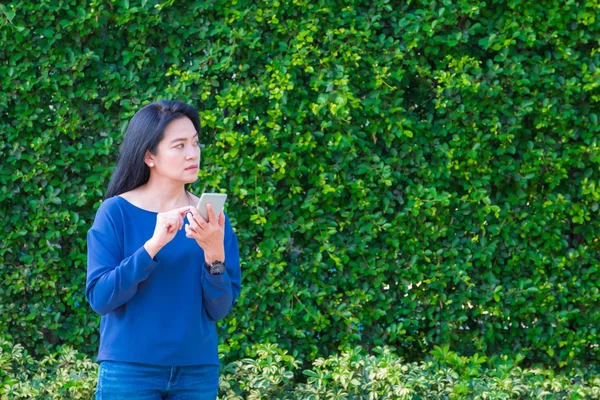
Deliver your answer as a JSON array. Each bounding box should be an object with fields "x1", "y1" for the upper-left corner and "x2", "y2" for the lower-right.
[{"x1": 1, "y1": 0, "x2": 599, "y2": 369}]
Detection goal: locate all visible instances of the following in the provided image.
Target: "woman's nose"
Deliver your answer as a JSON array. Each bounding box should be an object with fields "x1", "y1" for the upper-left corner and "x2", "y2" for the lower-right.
[{"x1": 186, "y1": 147, "x2": 199, "y2": 159}]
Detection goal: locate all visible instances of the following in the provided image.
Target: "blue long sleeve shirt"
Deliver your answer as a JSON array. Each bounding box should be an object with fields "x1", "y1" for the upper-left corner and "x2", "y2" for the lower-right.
[{"x1": 86, "y1": 195, "x2": 241, "y2": 366}]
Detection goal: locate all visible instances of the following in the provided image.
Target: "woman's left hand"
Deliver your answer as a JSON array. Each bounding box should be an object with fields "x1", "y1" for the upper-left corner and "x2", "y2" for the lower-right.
[{"x1": 185, "y1": 203, "x2": 226, "y2": 264}]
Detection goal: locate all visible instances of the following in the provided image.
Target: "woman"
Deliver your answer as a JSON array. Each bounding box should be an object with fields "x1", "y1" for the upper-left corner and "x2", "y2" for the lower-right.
[{"x1": 86, "y1": 100, "x2": 241, "y2": 400}]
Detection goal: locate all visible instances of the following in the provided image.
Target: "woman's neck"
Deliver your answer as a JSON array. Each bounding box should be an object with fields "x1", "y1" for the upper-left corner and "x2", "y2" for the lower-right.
[{"x1": 135, "y1": 177, "x2": 191, "y2": 212}]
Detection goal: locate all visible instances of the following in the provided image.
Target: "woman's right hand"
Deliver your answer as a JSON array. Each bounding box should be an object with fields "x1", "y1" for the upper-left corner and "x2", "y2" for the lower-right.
[{"x1": 144, "y1": 206, "x2": 191, "y2": 258}]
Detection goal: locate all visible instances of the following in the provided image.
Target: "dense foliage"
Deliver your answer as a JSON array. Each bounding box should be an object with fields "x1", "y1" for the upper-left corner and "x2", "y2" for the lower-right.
[
  {"x1": 1, "y1": 0, "x2": 599, "y2": 369},
  {"x1": 2, "y1": 339, "x2": 599, "y2": 399}
]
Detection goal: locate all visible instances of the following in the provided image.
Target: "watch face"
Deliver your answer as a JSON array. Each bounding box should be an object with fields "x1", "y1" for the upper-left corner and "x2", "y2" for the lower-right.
[{"x1": 210, "y1": 262, "x2": 226, "y2": 274}]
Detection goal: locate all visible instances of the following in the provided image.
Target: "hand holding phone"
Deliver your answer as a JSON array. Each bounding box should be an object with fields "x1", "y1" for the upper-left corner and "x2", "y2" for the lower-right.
[
  {"x1": 184, "y1": 194, "x2": 228, "y2": 258},
  {"x1": 195, "y1": 193, "x2": 227, "y2": 222}
]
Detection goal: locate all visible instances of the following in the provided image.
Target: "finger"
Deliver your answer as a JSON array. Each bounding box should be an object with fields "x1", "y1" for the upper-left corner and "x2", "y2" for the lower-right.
[
  {"x1": 185, "y1": 212, "x2": 195, "y2": 229},
  {"x1": 163, "y1": 217, "x2": 174, "y2": 229},
  {"x1": 166, "y1": 216, "x2": 178, "y2": 231},
  {"x1": 205, "y1": 202, "x2": 217, "y2": 224},
  {"x1": 176, "y1": 206, "x2": 193, "y2": 217},
  {"x1": 185, "y1": 224, "x2": 199, "y2": 238},
  {"x1": 218, "y1": 211, "x2": 225, "y2": 228},
  {"x1": 189, "y1": 207, "x2": 208, "y2": 226},
  {"x1": 165, "y1": 219, "x2": 177, "y2": 233},
  {"x1": 186, "y1": 210, "x2": 201, "y2": 230},
  {"x1": 166, "y1": 215, "x2": 182, "y2": 231},
  {"x1": 171, "y1": 217, "x2": 181, "y2": 232}
]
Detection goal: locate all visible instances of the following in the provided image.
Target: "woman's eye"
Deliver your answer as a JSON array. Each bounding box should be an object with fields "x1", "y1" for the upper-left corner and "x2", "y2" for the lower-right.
[{"x1": 175, "y1": 143, "x2": 184, "y2": 149}]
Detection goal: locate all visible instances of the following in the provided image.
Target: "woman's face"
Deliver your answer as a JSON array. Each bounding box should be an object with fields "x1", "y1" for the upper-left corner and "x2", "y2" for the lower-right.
[{"x1": 146, "y1": 117, "x2": 201, "y2": 184}]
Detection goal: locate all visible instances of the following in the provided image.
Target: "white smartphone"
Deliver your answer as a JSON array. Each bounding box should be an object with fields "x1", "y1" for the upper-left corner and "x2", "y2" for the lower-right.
[{"x1": 196, "y1": 193, "x2": 227, "y2": 222}]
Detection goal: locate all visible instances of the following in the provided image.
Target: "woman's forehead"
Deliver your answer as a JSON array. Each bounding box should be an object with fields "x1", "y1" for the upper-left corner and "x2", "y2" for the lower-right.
[{"x1": 163, "y1": 117, "x2": 197, "y2": 140}]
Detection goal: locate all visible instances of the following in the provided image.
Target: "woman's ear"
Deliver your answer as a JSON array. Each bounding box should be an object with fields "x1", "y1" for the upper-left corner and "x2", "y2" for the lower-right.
[{"x1": 144, "y1": 151, "x2": 155, "y2": 168}]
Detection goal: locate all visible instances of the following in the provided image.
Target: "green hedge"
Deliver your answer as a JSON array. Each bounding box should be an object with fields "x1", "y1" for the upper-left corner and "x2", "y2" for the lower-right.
[
  {"x1": 1, "y1": 0, "x2": 599, "y2": 368},
  {"x1": 2, "y1": 339, "x2": 599, "y2": 399}
]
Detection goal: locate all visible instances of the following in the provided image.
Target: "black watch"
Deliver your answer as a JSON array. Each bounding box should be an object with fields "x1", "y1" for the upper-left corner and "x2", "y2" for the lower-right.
[{"x1": 204, "y1": 260, "x2": 226, "y2": 275}]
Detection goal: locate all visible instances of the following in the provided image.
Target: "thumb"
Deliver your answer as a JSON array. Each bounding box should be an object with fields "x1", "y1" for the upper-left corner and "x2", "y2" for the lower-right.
[{"x1": 218, "y1": 211, "x2": 225, "y2": 228}]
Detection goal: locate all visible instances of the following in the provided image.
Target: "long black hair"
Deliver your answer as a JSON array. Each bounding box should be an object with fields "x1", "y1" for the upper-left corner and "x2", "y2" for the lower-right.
[{"x1": 105, "y1": 100, "x2": 201, "y2": 199}]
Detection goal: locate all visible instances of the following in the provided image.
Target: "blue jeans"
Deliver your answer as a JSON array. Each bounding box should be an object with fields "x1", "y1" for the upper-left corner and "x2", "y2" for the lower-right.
[{"x1": 95, "y1": 361, "x2": 219, "y2": 400}]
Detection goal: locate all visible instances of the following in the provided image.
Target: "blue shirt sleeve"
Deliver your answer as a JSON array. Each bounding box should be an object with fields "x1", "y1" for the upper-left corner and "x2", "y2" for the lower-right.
[
  {"x1": 201, "y1": 212, "x2": 242, "y2": 321},
  {"x1": 86, "y1": 201, "x2": 159, "y2": 316}
]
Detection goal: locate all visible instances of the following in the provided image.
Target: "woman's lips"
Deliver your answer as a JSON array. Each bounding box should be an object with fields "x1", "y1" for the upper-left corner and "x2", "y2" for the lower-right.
[{"x1": 185, "y1": 165, "x2": 198, "y2": 171}]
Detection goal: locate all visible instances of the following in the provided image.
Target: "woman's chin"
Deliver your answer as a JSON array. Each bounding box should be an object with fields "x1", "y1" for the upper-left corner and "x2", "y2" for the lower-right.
[{"x1": 184, "y1": 176, "x2": 199, "y2": 184}]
